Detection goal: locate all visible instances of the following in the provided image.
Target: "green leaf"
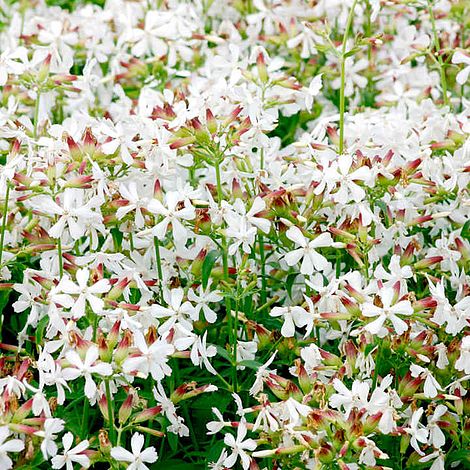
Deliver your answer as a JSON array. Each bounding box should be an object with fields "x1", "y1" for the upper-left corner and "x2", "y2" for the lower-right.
[
  {"x1": 35, "y1": 315, "x2": 50, "y2": 348},
  {"x1": 111, "y1": 227, "x2": 123, "y2": 251},
  {"x1": 154, "y1": 460, "x2": 202, "y2": 470},
  {"x1": 238, "y1": 359, "x2": 262, "y2": 370},
  {"x1": 202, "y1": 250, "x2": 219, "y2": 289},
  {"x1": 286, "y1": 272, "x2": 297, "y2": 299},
  {"x1": 447, "y1": 449, "x2": 470, "y2": 466},
  {"x1": 215, "y1": 345, "x2": 232, "y2": 363},
  {"x1": 461, "y1": 220, "x2": 470, "y2": 241}
]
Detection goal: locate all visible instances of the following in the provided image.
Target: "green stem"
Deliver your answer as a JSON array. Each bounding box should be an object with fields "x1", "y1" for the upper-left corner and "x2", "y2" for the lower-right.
[
  {"x1": 339, "y1": 0, "x2": 358, "y2": 154},
  {"x1": 427, "y1": 0, "x2": 450, "y2": 107},
  {"x1": 33, "y1": 91, "x2": 41, "y2": 140},
  {"x1": 105, "y1": 380, "x2": 116, "y2": 444},
  {"x1": 214, "y1": 158, "x2": 235, "y2": 385},
  {"x1": 153, "y1": 236, "x2": 164, "y2": 305},
  {"x1": 0, "y1": 183, "x2": 11, "y2": 267},
  {"x1": 57, "y1": 237, "x2": 63, "y2": 279},
  {"x1": 258, "y1": 234, "x2": 267, "y2": 313}
]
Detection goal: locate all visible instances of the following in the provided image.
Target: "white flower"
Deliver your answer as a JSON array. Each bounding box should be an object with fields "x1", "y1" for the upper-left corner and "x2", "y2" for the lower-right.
[
  {"x1": 116, "y1": 182, "x2": 149, "y2": 229},
  {"x1": 455, "y1": 336, "x2": 470, "y2": 374},
  {"x1": 0, "y1": 426, "x2": 24, "y2": 469},
  {"x1": 123, "y1": 331, "x2": 174, "y2": 381},
  {"x1": 187, "y1": 284, "x2": 222, "y2": 324},
  {"x1": 284, "y1": 226, "x2": 332, "y2": 275},
  {"x1": 53, "y1": 268, "x2": 110, "y2": 319},
  {"x1": 150, "y1": 288, "x2": 195, "y2": 334},
  {"x1": 332, "y1": 154, "x2": 371, "y2": 205},
  {"x1": 35, "y1": 418, "x2": 65, "y2": 459},
  {"x1": 329, "y1": 379, "x2": 370, "y2": 418},
  {"x1": 304, "y1": 75, "x2": 322, "y2": 112},
  {"x1": 51, "y1": 432, "x2": 90, "y2": 470},
  {"x1": 62, "y1": 346, "x2": 113, "y2": 399},
  {"x1": 404, "y1": 408, "x2": 429, "y2": 456},
  {"x1": 111, "y1": 433, "x2": 158, "y2": 470},
  {"x1": 148, "y1": 191, "x2": 195, "y2": 243},
  {"x1": 223, "y1": 419, "x2": 257, "y2": 469},
  {"x1": 410, "y1": 364, "x2": 442, "y2": 399},
  {"x1": 362, "y1": 287, "x2": 413, "y2": 336},
  {"x1": 427, "y1": 405, "x2": 447, "y2": 449},
  {"x1": 358, "y1": 437, "x2": 389, "y2": 467},
  {"x1": 270, "y1": 305, "x2": 310, "y2": 337},
  {"x1": 452, "y1": 50, "x2": 470, "y2": 85}
]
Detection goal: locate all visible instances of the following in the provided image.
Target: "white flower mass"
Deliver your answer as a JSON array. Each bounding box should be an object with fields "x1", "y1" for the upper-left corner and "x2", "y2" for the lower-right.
[{"x1": 0, "y1": 0, "x2": 468, "y2": 469}]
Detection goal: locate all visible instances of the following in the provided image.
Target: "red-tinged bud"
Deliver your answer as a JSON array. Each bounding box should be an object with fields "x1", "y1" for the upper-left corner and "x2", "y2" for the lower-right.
[
  {"x1": 329, "y1": 227, "x2": 356, "y2": 241},
  {"x1": 189, "y1": 118, "x2": 203, "y2": 132},
  {"x1": 98, "y1": 393, "x2": 108, "y2": 421},
  {"x1": 276, "y1": 77, "x2": 302, "y2": 90},
  {"x1": 32, "y1": 275, "x2": 53, "y2": 290},
  {"x1": 344, "y1": 284, "x2": 366, "y2": 303},
  {"x1": 119, "y1": 391, "x2": 135, "y2": 424},
  {"x1": 448, "y1": 130, "x2": 466, "y2": 146},
  {"x1": 404, "y1": 159, "x2": 422, "y2": 173},
  {"x1": 52, "y1": 74, "x2": 77, "y2": 83},
  {"x1": 256, "y1": 52, "x2": 268, "y2": 83},
  {"x1": 97, "y1": 332, "x2": 111, "y2": 362},
  {"x1": 455, "y1": 237, "x2": 470, "y2": 260},
  {"x1": 339, "y1": 296, "x2": 361, "y2": 316},
  {"x1": 319, "y1": 349, "x2": 342, "y2": 367},
  {"x1": 414, "y1": 296, "x2": 437, "y2": 312},
  {"x1": 232, "y1": 179, "x2": 244, "y2": 199},
  {"x1": 8, "y1": 423, "x2": 37, "y2": 434},
  {"x1": 294, "y1": 359, "x2": 311, "y2": 394},
  {"x1": 414, "y1": 256, "x2": 443, "y2": 270},
  {"x1": 134, "y1": 426, "x2": 165, "y2": 438},
  {"x1": 99, "y1": 429, "x2": 112, "y2": 454},
  {"x1": 83, "y1": 127, "x2": 97, "y2": 149},
  {"x1": 363, "y1": 412, "x2": 382, "y2": 434},
  {"x1": 63, "y1": 175, "x2": 93, "y2": 189},
  {"x1": 38, "y1": 53, "x2": 52, "y2": 82},
  {"x1": 402, "y1": 243, "x2": 415, "y2": 264},
  {"x1": 0, "y1": 343, "x2": 20, "y2": 352},
  {"x1": 320, "y1": 310, "x2": 351, "y2": 321},
  {"x1": 343, "y1": 340, "x2": 358, "y2": 365},
  {"x1": 107, "y1": 277, "x2": 130, "y2": 300},
  {"x1": 326, "y1": 126, "x2": 339, "y2": 146},
  {"x1": 398, "y1": 371, "x2": 423, "y2": 400},
  {"x1": 248, "y1": 321, "x2": 271, "y2": 349},
  {"x1": 430, "y1": 139, "x2": 455, "y2": 151},
  {"x1": 11, "y1": 139, "x2": 21, "y2": 156},
  {"x1": 12, "y1": 399, "x2": 33, "y2": 423},
  {"x1": 0, "y1": 283, "x2": 13, "y2": 291},
  {"x1": 346, "y1": 244, "x2": 364, "y2": 267},
  {"x1": 266, "y1": 373, "x2": 302, "y2": 401},
  {"x1": 339, "y1": 441, "x2": 349, "y2": 457},
  {"x1": 206, "y1": 109, "x2": 217, "y2": 135},
  {"x1": 310, "y1": 142, "x2": 329, "y2": 151},
  {"x1": 172, "y1": 383, "x2": 218, "y2": 403},
  {"x1": 107, "y1": 321, "x2": 121, "y2": 350},
  {"x1": 224, "y1": 106, "x2": 242, "y2": 127},
  {"x1": 68, "y1": 332, "x2": 91, "y2": 359},
  {"x1": 13, "y1": 172, "x2": 33, "y2": 187},
  {"x1": 249, "y1": 459, "x2": 261, "y2": 470},
  {"x1": 146, "y1": 326, "x2": 158, "y2": 345},
  {"x1": 408, "y1": 214, "x2": 432, "y2": 226},
  {"x1": 132, "y1": 405, "x2": 162, "y2": 424},
  {"x1": 169, "y1": 136, "x2": 196, "y2": 150},
  {"x1": 114, "y1": 330, "x2": 133, "y2": 365}
]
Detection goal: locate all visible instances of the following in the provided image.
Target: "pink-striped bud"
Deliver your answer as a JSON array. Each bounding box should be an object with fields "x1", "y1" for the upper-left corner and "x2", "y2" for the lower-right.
[
  {"x1": 132, "y1": 405, "x2": 162, "y2": 424},
  {"x1": 414, "y1": 256, "x2": 443, "y2": 270},
  {"x1": 118, "y1": 391, "x2": 135, "y2": 424}
]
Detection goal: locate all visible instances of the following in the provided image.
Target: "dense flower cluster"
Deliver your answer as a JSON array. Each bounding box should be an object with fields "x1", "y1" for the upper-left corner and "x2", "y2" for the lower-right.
[{"x1": 0, "y1": 0, "x2": 468, "y2": 469}]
